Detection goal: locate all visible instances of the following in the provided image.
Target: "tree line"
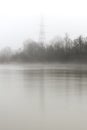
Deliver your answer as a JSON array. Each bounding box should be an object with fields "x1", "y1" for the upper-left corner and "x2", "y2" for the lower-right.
[{"x1": 0, "y1": 35, "x2": 87, "y2": 63}]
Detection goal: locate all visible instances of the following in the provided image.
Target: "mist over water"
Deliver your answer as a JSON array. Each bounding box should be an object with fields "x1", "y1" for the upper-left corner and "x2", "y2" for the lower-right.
[
  {"x1": 0, "y1": 0, "x2": 87, "y2": 129},
  {"x1": 0, "y1": 63, "x2": 87, "y2": 130}
]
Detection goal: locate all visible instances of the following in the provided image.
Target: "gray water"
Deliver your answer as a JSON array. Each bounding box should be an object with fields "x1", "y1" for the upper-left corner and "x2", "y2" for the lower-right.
[{"x1": 0, "y1": 63, "x2": 87, "y2": 130}]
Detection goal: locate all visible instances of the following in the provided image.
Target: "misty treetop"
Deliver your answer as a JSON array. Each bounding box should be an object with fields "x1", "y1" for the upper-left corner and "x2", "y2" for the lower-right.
[{"x1": 0, "y1": 35, "x2": 87, "y2": 63}]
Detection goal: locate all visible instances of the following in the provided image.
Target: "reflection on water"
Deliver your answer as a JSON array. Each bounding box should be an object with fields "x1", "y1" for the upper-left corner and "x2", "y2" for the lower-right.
[{"x1": 0, "y1": 64, "x2": 87, "y2": 130}]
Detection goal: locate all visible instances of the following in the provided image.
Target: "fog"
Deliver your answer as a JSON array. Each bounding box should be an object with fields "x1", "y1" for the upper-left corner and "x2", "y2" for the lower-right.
[{"x1": 0, "y1": 0, "x2": 87, "y2": 49}]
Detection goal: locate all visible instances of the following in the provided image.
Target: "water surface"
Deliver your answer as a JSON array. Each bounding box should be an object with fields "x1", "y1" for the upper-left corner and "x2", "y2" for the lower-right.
[{"x1": 0, "y1": 63, "x2": 87, "y2": 130}]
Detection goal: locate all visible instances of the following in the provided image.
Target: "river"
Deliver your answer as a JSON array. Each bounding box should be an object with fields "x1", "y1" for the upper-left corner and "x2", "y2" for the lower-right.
[{"x1": 0, "y1": 63, "x2": 87, "y2": 130}]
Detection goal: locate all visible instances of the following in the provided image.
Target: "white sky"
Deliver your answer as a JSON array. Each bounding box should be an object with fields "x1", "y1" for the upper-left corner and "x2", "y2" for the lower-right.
[{"x1": 0, "y1": 0, "x2": 87, "y2": 49}]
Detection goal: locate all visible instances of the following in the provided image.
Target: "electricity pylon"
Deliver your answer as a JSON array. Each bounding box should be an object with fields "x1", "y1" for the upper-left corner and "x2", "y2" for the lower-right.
[{"x1": 39, "y1": 16, "x2": 45, "y2": 45}]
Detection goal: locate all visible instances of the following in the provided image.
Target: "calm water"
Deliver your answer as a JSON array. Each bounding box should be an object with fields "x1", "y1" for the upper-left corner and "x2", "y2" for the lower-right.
[{"x1": 0, "y1": 63, "x2": 87, "y2": 130}]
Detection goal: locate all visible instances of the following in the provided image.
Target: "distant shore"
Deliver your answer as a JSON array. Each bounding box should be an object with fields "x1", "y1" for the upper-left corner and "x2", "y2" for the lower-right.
[{"x1": 0, "y1": 35, "x2": 87, "y2": 63}]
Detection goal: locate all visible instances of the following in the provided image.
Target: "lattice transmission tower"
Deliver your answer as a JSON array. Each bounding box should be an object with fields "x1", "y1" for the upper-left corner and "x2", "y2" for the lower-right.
[{"x1": 39, "y1": 16, "x2": 46, "y2": 44}]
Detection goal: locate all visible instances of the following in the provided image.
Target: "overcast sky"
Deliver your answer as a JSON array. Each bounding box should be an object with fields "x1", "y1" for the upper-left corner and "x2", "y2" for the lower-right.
[{"x1": 0, "y1": 0, "x2": 87, "y2": 49}]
